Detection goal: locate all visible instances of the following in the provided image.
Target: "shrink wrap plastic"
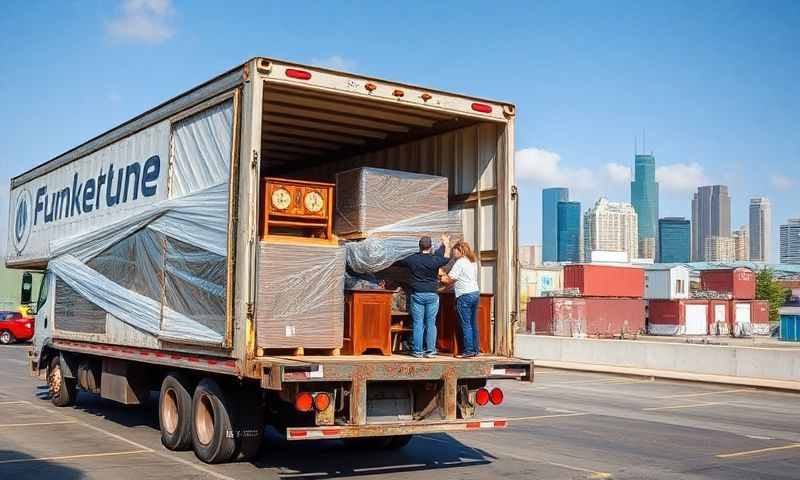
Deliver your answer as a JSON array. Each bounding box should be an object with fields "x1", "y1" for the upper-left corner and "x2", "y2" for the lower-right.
[
  {"x1": 256, "y1": 243, "x2": 345, "y2": 349},
  {"x1": 46, "y1": 100, "x2": 233, "y2": 345},
  {"x1": 336, "y1": 168, "x2": 461, "y2": 274}
]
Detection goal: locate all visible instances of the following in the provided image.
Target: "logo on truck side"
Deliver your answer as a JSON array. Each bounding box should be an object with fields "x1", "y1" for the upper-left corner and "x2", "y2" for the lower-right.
[{"x1": 13, "y1": 189, "x2": 33, "y2": 254}]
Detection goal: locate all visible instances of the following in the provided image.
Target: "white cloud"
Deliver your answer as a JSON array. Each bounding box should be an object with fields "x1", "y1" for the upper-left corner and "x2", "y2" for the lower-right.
[
  {"x1": 604, "y1": 162, "x2": 631, "y2": 184},
  {"x1": 106, "y1": 0, "x2": 175, "y2": 44},
  {"x1": 656, "y1": 162, "x2": 706, "y2": 191},
  {"x1": 515, "y1": 147, "x2": 595, "y2": 191},
  {"x1": 770, "y1": 175, "x2": 795, "y2": 191},
  {"x1": 310, "y1": 55, "x2": 357, "y2": 71}
]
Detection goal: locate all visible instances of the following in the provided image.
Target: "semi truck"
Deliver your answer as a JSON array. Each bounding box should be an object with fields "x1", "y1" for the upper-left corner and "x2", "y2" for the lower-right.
[{"x1": 5, "y1": 57, "x2": 531, "y2": 464}]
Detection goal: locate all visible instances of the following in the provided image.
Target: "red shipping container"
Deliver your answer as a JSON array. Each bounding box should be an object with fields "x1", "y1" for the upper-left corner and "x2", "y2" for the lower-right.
[
  {"x1": 708, "y1": 299, "x2": 730, "y2": 335},
  {"x1": 729, "y1": 300, "x2": 754, "y2": 337},
  {"x1": 751, "y1": 299, "x2": 770, "y2": 335},
  {"x1": 564, "y1": 264, "x2": 645, "y2": 298},
  {"x1": 527, "y1": 297, "x2": 587, "y2": 336},
  {"x1": 648, "y1": 299, "x2": 710, "y2": 336},
  {"x1": 700, "y1": 268, "x2": 756, "y2": 300},
  {"x1": 583, "y1": 297, "x2": 645, "y2": 336}
]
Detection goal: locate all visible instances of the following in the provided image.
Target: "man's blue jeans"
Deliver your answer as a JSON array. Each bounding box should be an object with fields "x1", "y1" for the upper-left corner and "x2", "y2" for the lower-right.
[
  {"x1": 409, "y1": 292, "x2": 440, "y2": 355},
  {"x1": 456, "y1": 292, "x2": 480, "y2": 355}
]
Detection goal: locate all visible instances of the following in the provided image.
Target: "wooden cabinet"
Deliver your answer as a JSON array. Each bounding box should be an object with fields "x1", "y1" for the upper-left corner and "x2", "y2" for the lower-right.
[
  {"x1": 436, "y1": 293, "x2": 493, "y2": 355},
  {"x1": 343, "y1": 290, "x2": 394, "y2": 356},
  {"x1": 261, "y1": 177, "x2": 335, "y2": 244}
]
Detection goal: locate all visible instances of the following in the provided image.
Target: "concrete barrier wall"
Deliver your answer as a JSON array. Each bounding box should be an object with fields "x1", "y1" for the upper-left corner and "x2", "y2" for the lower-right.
[{"x1": 515, "y1": 334, "x2": 800, "y2": 383}]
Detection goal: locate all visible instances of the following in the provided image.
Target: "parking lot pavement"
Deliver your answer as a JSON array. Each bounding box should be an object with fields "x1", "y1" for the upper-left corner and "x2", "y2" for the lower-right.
[{"x1": 1, "y1": 344, "x2": 799, "y2": 480}]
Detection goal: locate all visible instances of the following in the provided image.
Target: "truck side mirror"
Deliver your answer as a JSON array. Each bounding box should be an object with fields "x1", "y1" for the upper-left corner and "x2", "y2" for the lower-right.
[{"x1": 21, "y1": 272, "x2": 33, "y2": 304}]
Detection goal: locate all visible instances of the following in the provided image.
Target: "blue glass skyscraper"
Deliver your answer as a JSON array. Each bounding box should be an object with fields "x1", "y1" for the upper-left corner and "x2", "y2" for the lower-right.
[
  {"x1": 631, "y1": 154, "x2": 659, "y2": 258},
  {"x1": 542, "y1": 187, "x2": 569, "y2": 262},
  {"x1": 658, "y1": 217, "x2": 691, "y2": 263},
  {"x1": 557, "y1": 201, "x2": 581, "y2": 262}
]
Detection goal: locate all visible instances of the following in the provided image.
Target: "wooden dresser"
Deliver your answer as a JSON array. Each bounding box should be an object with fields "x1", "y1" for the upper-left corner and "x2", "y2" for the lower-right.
[
  {"x1": 436, "y1": 293, "x2": 493, "y2": 355},
  {"x1": 343, "y1": 289, "x2": 395, "y2": 356}
]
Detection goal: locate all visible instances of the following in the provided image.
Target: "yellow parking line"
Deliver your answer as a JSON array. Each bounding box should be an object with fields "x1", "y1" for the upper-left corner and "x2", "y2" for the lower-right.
[
  {"x1": 0, "y1": 420, "x2": 77, "y2": 428},
  {"x1": 716, "y1": 444, "x2": 800, "y2": 459},
  {"x1": 643, "y1": 402, "x2": 724, "y2": 411},
  {"x1": 656, "y1": 388, "x2": 752, "y2": 399},
  {"x1": 0, "y1": 449, "x2": 152, "y2": 465}
]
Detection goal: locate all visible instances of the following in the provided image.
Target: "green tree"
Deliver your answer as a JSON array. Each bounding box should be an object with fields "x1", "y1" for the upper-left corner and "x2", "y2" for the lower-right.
[{"x1": 756, "y1": 268, "x2": 789, "y2": 323}]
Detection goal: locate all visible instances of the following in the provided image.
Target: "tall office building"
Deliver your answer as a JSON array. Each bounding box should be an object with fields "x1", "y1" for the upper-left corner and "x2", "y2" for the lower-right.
[
  {"x1": 519, "y1": 245, "x2": 542, "y2": 268},
  {"x1": 780, "y1": 219, "x2": 800, "y2": 264},
  {"x1": 691, "y1": 185, "x2": 731, "y2": 261},
  {"x1": 704, "y1": 236, "x2": 735, "y2": 262},
  {"x1": 556, "y1": 201, "x2": 582, "y2": 263},
  {"x1": 583, "y1": 198, "x2": 639, "y2": 261},
  {"x1": 733, "y1": 226, "x2": 750, "y2": 261},
  {"x1": 542, "y1": 188, "x2": 569, "y2": 262},
  {"x1": 749, "y1": 197, "x2": 772, "y2": 262},
  {"x1": 630, "y1": 154, "x2": 659, "y2": 259},
  {"x1": 658, "y1": 217, "x2": 691, "y2": 263}
]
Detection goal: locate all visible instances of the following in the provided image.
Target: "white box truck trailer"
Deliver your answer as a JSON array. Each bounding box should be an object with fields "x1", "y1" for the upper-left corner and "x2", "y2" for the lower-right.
[{"x1": 6, "y1": 57, "x2": 530, "y2": 463}]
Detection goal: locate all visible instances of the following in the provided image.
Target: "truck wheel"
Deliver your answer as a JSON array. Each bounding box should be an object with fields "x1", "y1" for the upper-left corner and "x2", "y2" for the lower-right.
[
  {"x1": 47, "y1": 356, "x2": 76, "y2": 407},
  {"x1": 0, "y1": 330, "x2": 14, "y2": 345},
  {"x1": 159, "y1": 373, "x2": 194, "y2": 451},
  {"x1": 192, "y1": 378, "x2": 236, "y2": 464},
  {"x1": 234, "y1": 390, "x2": 265, "y2": 461},
  {"x1": 384, "y1": 435, "x2": 413, "y2": 449}
]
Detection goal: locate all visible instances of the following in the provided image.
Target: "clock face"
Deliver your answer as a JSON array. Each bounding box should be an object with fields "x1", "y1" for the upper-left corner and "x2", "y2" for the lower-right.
[
  {"x1": 271, "y1": 188, "x2": 291, "y2": 210},
  {"x1": 304, "y1": 191, "x2": 325, "y2": 213}
]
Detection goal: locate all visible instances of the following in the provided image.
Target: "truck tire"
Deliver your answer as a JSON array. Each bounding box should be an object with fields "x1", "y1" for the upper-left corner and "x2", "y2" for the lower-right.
[
  {"x1": 233, "y1": 390, "x2": 265, "y2": 461},
  {"x1": 192, "y1": 378, "x2": 237, "y2": 464},
  {"x1": 159, "y1": 373, "x2": 194, "y2": 451},
  {"x1": 0, "y1": 330, "x2": 15, "y2": 345},
  {"x1": 47, "y1": 355, "x2": 76, "y2": 407},
  {"x1": 384, "y1": 435, "x2": 413, "y2": 449}
]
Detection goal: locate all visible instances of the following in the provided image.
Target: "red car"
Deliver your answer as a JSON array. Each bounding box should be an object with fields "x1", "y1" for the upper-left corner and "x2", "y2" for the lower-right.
[{"x1": 0, "y1": 311, "x2": 34, "y2": 344}]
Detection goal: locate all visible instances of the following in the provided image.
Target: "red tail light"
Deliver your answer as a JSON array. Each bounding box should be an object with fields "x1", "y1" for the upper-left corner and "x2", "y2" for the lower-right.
[
  {"x1": 295, "y1": 392, "x2": 314, "y2": 412},
  {"x1": 286, "y1": 69, "x2": 312, "y2": 80},
  {"x1": 471, "y1": 102, "x2": 492, "y2": 113},
  {"x1": 490, "y1": 387, "x2": 504, "y2": 405},
  {"x1": 475, "y1": 388, "x2": 490, "y2": 406},
  {"x1": 313, "y1": 392, "x2": 331, "y2": 411}
]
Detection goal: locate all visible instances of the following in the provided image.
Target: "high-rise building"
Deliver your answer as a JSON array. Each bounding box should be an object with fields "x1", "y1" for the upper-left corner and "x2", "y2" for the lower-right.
[
  {"x1": 519, "y1": 245, "x2": 542, "y2": 268},
  {"x1": 704, "y1": 236, "x2": 735, "y2": 262},
  {"x1": 556, "y1": 201, "x2": 582, "y2": 263},
  {"x1": 749, "y1": 197, "x2": 772, "y2": 262},
  {"x1": 658, "y1": 217, "x2": 691, "y2": 263},
  {"x1": 542, "y1": 188, "x2": 569, "y2": 262},
  {"x1": 780, "y1": 219, "x2": 800, "y2": 265},
  {"x1": 583, "y1": 198, "x2": 638, "y2": 261},
  {"x1": 691, "y1": 185, "x2": 731, "y2": 261},
  {"x1": 631, "y1": 154, "x2": 659, "y2": 259},
  {"x1": 733, "y1": 226, "x2": 750, "y2": 261}
]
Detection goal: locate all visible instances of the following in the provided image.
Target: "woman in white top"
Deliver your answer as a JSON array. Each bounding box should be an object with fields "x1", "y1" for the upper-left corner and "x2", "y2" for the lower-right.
[{"x1": 440, "y1": 241, "x2": 480, "y2": 357}]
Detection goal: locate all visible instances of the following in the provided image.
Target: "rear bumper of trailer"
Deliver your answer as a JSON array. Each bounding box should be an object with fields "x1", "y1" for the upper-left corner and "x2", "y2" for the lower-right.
[{"x1": 287, "y1": 418, "x2": 509, "y2": 441}]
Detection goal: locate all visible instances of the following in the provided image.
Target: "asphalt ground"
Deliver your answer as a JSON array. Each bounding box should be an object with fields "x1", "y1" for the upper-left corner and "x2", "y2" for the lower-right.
[{"x1": 1, "y1": 344, "x2": 799, "y2": 479}]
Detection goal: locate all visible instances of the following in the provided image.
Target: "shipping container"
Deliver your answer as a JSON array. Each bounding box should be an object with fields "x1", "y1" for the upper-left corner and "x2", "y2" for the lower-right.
[
  {"x1": 527, "y1": 297, "x2": 586, "y2": 336},
  {"x1": 583, "y1": 297, "x2": 645, "y2": 336},
  {"x1": 780, "y1": 308, "x2": 800, "y2": 341},
  {"x1": 730, "y1": 300, "x2": 753, "y2": 337},
  {"x1": 563, "y1": 264, "x2": 644, "y2": 298},
  {"x1": 751, "y1": 299, "x2": 770, "y2": 335},
  {"x1": 708, "y1": 299, "x2": 730, "y2": 335},
  {"x1": 5, "y1": 57, "x2": 532, "y2": 463},
  {"x1": 647, "y1": 299, "x2": 710, "y2": 335},
  {"x1": 700, "y1": 267, "x2": 756, "y2": 300},
  {"x1": 644, "y1": 265, "x2": 690, "y2": 300}
]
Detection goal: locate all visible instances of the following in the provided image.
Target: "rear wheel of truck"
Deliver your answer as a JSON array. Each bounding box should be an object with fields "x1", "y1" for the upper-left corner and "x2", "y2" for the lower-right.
[
  {"x1": 233, "y1": 389, "x2": 265, "y2": 461},
  {"x1": 192, "y1": 378, "x2": 236, "y2": 464},
  {"x1": 47, "y1": 355, "x2": 76, "y2": 407},
  {"x1": 159, "y1": 373, "x2": 194, "y2": 451}
]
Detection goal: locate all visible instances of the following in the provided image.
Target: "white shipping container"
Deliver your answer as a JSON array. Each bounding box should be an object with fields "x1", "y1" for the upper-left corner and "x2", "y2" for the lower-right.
[{"x1": 644, "y1": 265, "x2": 690, "y2": 300}]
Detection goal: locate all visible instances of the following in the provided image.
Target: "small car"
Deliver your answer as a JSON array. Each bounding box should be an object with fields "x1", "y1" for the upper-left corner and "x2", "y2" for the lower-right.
[{"x1": 0, "y1": 311, "x2": 34, "y2": 344}]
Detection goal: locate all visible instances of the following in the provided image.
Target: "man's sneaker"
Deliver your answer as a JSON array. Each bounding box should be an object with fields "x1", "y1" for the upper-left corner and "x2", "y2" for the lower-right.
[
  {"x1": 423, "y1": 351, "x2": 438, "y2": 358},
  {"x1": 410, "y1": 352, "x2": 425, "y2": 358}
]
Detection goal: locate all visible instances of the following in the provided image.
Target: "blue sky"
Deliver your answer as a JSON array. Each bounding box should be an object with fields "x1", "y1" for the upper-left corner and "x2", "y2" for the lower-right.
[{"x1": 1, "y1": 0, "x2": 798, "y2": 261}]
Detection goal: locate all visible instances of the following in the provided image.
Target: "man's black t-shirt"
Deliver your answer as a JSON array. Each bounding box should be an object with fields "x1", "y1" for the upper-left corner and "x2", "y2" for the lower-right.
[{"x1": 398, "y1": 245, "x2": 449, "y2": 293}]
